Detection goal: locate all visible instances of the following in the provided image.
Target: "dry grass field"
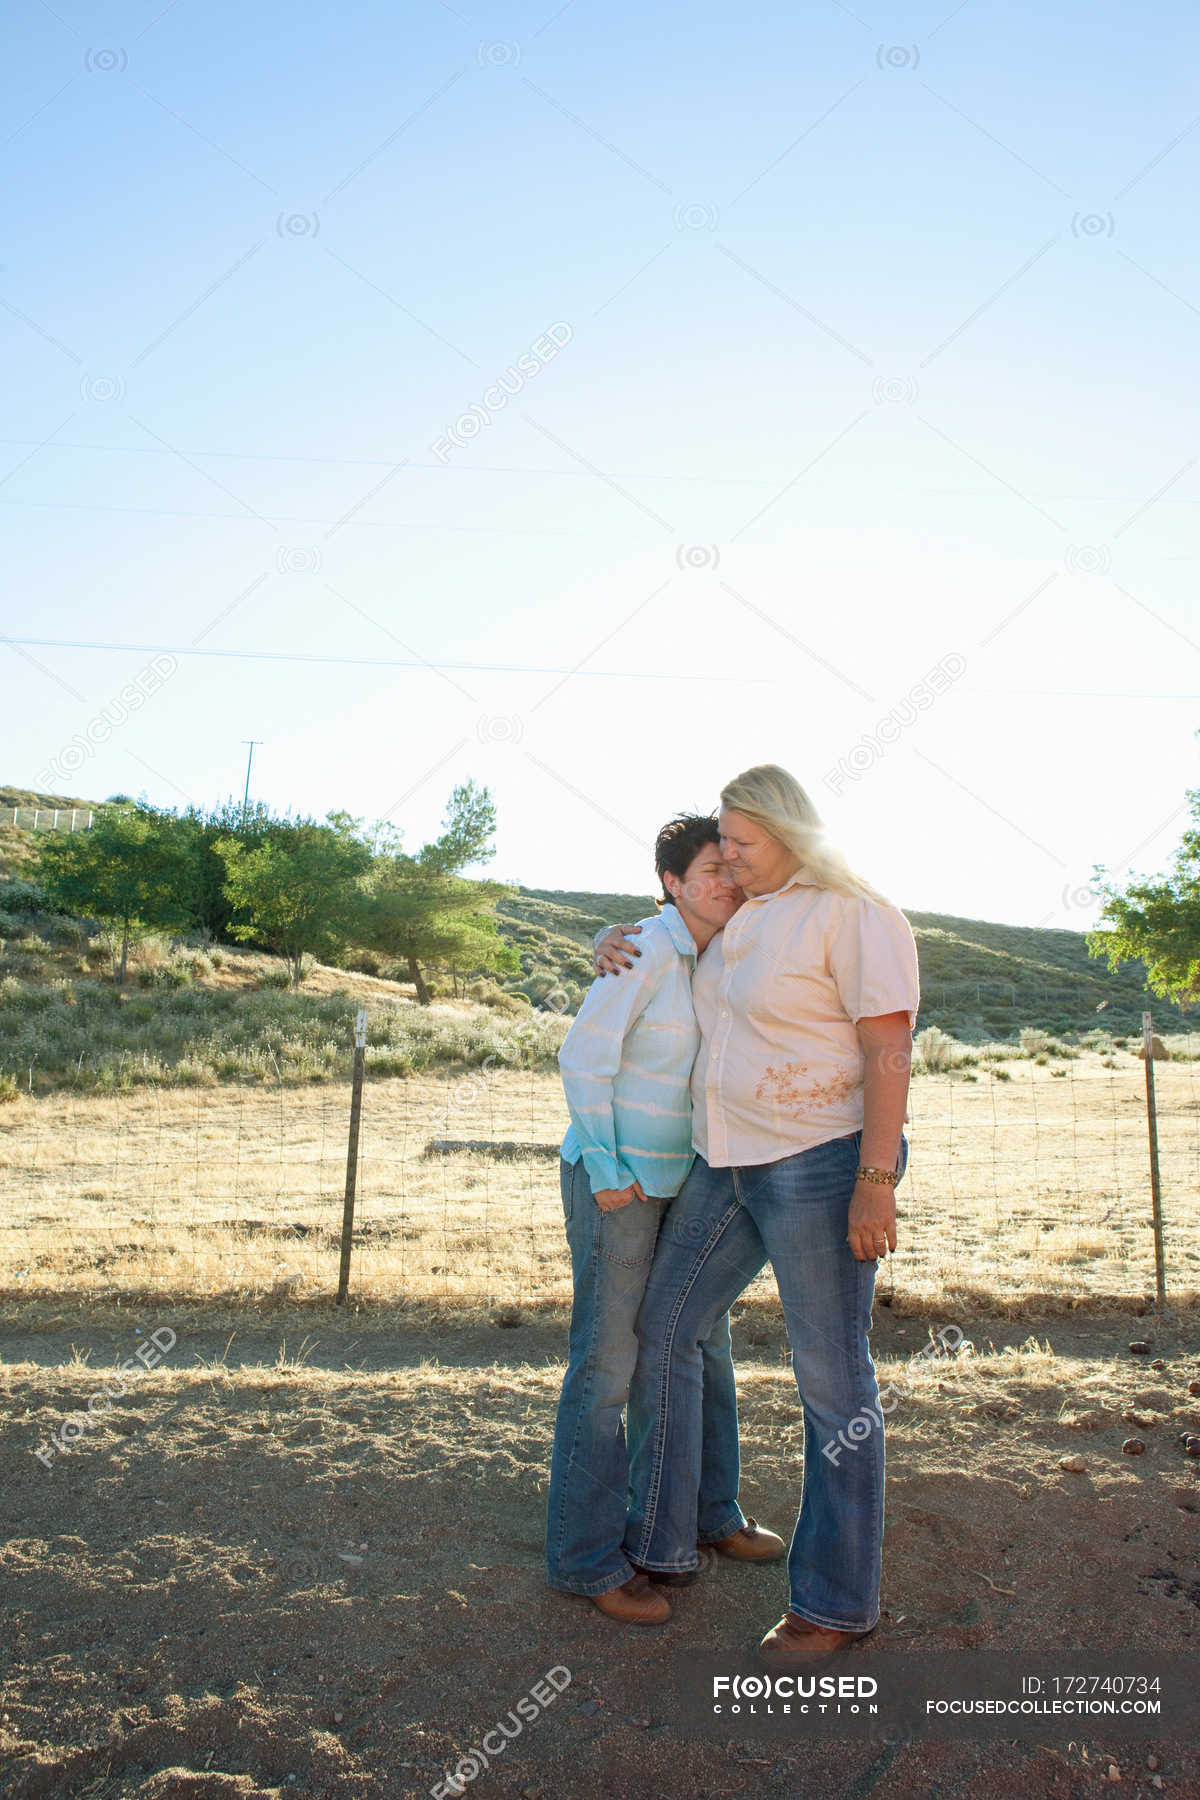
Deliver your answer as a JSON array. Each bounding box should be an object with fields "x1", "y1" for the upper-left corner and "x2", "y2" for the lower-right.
[
  {"x1": 3, "y1": 1048, "x2": 1199, "y2": 1798},
  {"x1": 2, "y1": 1050, "x2": 1198, "y2": 1313}
]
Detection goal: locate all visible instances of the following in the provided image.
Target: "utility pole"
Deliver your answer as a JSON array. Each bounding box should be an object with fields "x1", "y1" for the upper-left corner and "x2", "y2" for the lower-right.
[{"x1": 241, "y1": 740, "x2": 262, "y2": 825}]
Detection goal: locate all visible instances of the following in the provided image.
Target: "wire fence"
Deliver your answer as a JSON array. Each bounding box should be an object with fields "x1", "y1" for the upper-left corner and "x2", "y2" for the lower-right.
[
  {"x1": 0, "y1": 806, "x2": 94, "y2": 832},
  {"x1": 3, "y1": 1024, "x2": 1198, "y2": 1313}
]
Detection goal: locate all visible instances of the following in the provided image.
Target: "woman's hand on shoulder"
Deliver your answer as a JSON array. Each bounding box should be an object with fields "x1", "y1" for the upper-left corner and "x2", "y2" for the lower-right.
[{"x1": 593, "y1": 922, "x2": 643, "y2": 977}]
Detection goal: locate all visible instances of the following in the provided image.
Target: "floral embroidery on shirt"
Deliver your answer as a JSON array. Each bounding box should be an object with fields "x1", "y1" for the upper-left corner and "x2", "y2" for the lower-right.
[{"x1": 755, "y1": 1061, "x2": 856, "y2": 1116}]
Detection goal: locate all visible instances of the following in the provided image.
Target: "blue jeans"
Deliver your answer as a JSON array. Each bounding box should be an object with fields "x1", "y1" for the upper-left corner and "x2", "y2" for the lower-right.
[
  {"x1": 545, "y1": 1156, "x2": 744, "y2": 1596},
  {"x1": 624, "y1": 1130, "x2": 909, "y2": 1631}
]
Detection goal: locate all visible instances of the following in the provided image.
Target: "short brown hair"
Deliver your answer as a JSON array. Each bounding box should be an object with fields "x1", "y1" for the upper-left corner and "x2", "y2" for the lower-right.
[{"x1": 654, "y1": 813, "x2": 720, "y2": 906}]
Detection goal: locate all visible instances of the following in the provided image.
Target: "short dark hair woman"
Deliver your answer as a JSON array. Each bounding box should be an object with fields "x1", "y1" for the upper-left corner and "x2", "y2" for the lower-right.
[{"x1": 546, "y1": 813, "x2": 784, "y2": 1624}]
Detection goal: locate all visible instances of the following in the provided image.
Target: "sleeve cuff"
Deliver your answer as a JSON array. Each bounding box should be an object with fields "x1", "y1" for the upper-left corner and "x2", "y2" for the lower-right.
[{"x1": 580, "y1": 1149, "x2": 631, "y2": 1193}]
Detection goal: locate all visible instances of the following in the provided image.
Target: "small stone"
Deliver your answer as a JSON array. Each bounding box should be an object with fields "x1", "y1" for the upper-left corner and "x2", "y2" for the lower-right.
[
  {"x1": 1186, "y1": 1437, "x2": 1200, "y2": 1458},
  {"x1": 1122, "y1": 1438, "x2": 1146, "y2": 1456},
  {"x1": 1059, "y1": 1454, "x2": 1087, "y2": 1473},
  {"x1": 1150, "y1": 1358, "x2": 1166, "y2": 1370},
  {"x1": 1189, "y1": 1379, "x2": 1200, "y2": 1396},
  {"x1": 1129, "y1": 1341, "x2": 1151, "y2": 1355}
]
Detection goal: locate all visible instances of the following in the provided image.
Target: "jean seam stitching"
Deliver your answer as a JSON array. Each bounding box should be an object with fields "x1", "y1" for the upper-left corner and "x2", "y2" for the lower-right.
[
  {"x1": 634, "y1": 1196, "x2": 743, "y2": 1562},
  {"x1": 547, "y1": 1197, "x2": 604, "y2": 1576}
]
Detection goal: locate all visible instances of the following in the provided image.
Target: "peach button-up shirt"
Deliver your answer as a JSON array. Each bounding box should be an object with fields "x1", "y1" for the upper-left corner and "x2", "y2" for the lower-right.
[{"x1": 690, "y1": 865, "x2": 920, "y2": 1169}]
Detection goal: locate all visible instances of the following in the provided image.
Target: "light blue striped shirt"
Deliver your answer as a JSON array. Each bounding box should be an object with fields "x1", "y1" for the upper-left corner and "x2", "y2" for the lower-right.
[{"x1": 558, "y1": 907, "x2": 700, "y2": 1197}]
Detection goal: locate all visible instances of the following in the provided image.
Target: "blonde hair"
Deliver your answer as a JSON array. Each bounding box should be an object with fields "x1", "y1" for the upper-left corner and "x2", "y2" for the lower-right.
[{"x1": 719, "y1": 763, "x2": 887, "y2": 902}]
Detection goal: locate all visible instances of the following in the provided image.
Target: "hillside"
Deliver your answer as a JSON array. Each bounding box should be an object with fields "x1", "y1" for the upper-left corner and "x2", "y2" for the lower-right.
[
  {"x1": 0, "y1": 795, "x2": 1187, "y2": 1041},
  {"x1": 501, "y1": 889, "x2": 1188, "y2": 1038},
  {"x1": 0, "y1": 786, "x2": 100, "y2": 879}
]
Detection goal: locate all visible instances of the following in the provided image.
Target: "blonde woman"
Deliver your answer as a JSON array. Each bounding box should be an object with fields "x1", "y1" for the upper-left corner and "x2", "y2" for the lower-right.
[{"x1": 596, "y1": 765, "x2": 919, "y2": 1668}]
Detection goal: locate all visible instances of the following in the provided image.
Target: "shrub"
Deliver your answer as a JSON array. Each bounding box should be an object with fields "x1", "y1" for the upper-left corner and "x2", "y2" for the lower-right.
[
  {"x1": 914, "y1": 1025, "x2": 957, "y2": 1074},
  {"x1": 0, "y1": 877, "x2": 63, "y2": 917},
  {"x1": 1020, "y1": 1028, "x2": 1051, "y2": 1056},
  {"x1": 131, "y1": 934, "x2": 169, "y2": 972},
  {"x1": 465, "y1": 979, "x2": 534, "y2": 1018},
  {"x1": 0, "y1": 1072, "x2": 18, "y2": 1102},
  {"x1": 136, "y1": 964, "x2": 192, "y2": 990},
  {"x1": 0, "y1": 973, "x2": 571, "y2": 1093}
]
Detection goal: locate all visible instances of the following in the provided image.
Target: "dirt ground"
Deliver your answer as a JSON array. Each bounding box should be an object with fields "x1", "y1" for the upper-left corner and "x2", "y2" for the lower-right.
[{"x1": 2, "y1": 1300, "x2": 1199, "y2": 1800}]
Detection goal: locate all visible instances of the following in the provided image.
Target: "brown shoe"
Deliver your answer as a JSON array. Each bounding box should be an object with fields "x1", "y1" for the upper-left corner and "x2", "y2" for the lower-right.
[
  {"x1": 757, "y1": 1611, "x2": 875, "y2": 1668},
  {"x1": 591, "y1": 1573, "x2": 672, "y2": 1625},
  {"x1": 706, "y1": 1518, "x2": 786, "y2": 1562}
]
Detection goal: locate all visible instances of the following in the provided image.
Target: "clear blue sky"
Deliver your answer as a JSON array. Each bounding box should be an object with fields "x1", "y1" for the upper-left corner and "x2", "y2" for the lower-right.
[{"x1": 3, "y1": 0, "x2": 1198, "y2": 927}]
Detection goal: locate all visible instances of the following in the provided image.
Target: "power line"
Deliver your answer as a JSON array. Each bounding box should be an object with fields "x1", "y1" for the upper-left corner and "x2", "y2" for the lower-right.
[
  {"x1": 0, "y1": 634, "x2": 770, "y2": 683},
  {"x1": 0, "y1": 436, "x2": 774, "y2": 484},
  {"x1": 0, "y1": 498, "x2": 583, "y2": 535},
  {"x1": 1, "y1": 636, "x2": 1196, "y2": 699},
  {"x1": 3, "y1": 439, "x2": 1194, "y2": 506}
]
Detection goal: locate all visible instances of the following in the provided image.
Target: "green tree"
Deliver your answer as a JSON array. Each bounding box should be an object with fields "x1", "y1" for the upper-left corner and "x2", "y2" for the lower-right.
[
  {"x1": 216, "y1": 816, "x2": 372, "y2": 985},
  {"x1": 361, "y1": 869, "x2": 518, "y2": 1003},
  {"x1": 1088, "y1": 781, "x2": 1200, "y2": 1006},
  {"x1": 359, "y1": 781, "x2": 517, "y2": 1003},
  {"x1": 170, "y1": 798, "x2": 280, "y2": 940},
  {"x1": 36, "y1": 803, "x2": 197, "y2": 985},
  {"x1": 415, "y1": 777, "x2": 498, "y2": 875}
]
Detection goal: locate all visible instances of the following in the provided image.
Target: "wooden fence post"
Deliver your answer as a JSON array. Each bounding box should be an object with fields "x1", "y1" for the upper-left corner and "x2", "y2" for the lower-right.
[
  {"x1": 337, "y1": 1007, "x2": 368, "y2": 1304},
  {"x1": 1142, "y1": 1010, "x2": 1166, "y2": 1304}
]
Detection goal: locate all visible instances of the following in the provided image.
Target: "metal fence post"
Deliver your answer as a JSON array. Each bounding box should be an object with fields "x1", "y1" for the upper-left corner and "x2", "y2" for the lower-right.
[
  {"x1": 1142, "y1": 1010, "x2": 1166, "y2": 1304},
  {"x1": 337, "y1": 1007, "x2": 368, "y2": 1304}
]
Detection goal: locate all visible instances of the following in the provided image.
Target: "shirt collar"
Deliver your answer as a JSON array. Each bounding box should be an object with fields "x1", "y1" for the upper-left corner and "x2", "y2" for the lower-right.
[
  {"x1": 658, "y1": 903, "x2": 699, "y2": 961},
  {"x1": 746, "y1": 862, "x2": 821, "y2": 904}
]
